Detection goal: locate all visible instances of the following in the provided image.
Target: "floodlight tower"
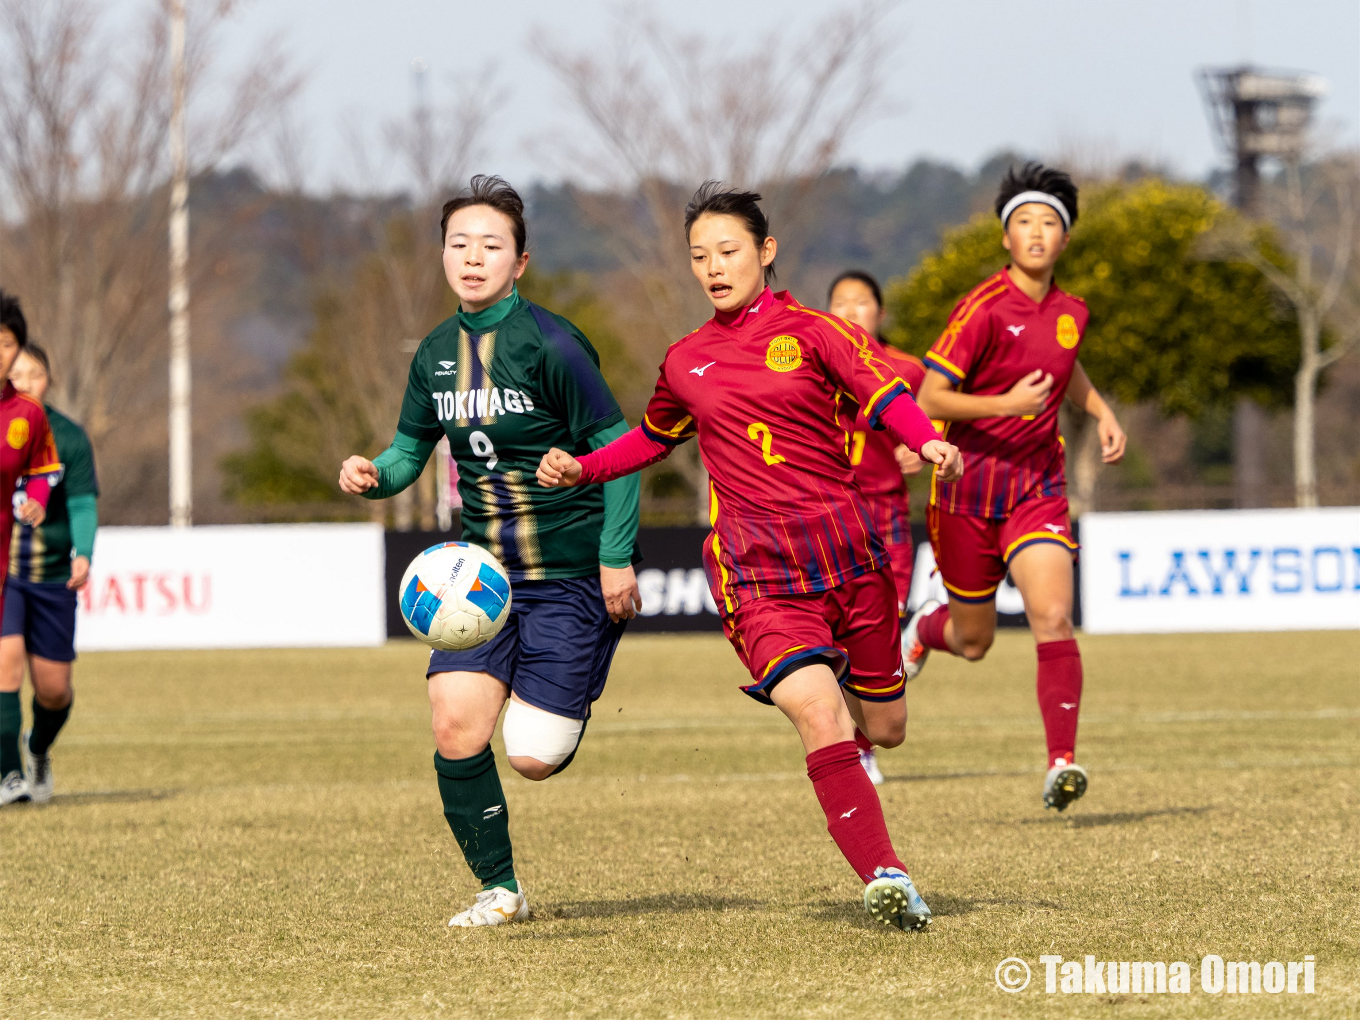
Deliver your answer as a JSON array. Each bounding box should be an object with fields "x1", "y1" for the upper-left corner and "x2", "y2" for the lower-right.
[
  {"x1": 1198, "y1": 67, "x2": 1327, "y2": 213},
  {"x1": 1197, "y1": 67, "x2": 1326, "y2": 508}
]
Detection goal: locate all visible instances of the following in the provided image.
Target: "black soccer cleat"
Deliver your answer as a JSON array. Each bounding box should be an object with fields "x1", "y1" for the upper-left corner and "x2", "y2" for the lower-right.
[{"x1": 1042, "y1": 761, "x2": 1088, "y2": 811}]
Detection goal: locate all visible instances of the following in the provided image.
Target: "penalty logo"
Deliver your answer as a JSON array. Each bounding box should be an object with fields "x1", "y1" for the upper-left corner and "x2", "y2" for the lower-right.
[{"x1": 765, "y1": 335, "x2": 803, "y2": 372}]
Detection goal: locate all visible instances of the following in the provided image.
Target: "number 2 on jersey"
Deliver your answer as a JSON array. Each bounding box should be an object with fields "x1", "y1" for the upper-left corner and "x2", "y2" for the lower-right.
[{"x1": 746, "y1": 422, "x2": 786, "y2": 466}]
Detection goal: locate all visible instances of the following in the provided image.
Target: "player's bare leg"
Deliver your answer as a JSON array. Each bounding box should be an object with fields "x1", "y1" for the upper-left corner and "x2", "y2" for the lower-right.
[
  {"x1": 1008, "y1": 543, "x2": 1086, "y2": 810},
  {"x1": 0, "y1": 634, "x2": 27, "y2": 805},
  {"x1": 770, "y1": 665, "x2": 930, "y2": 930},
  {"x1": 905, "y1": 595, "x2": 1000, "y2": 679},
  {"x1": 939, "y1": 598, "x2": 998, "y2": 661},
  {"x1": 843, "y1": 692, "x2": 906, "y2": 750},
  {"x1": 20, "y1": 654, "x2": 73, "y2": 804},
  {"x1": 428, "y1": 670, "x2": 530, "y2": 926},
  {"x1": 846, "y1": 694, "x2": 902, "y2": 786}
]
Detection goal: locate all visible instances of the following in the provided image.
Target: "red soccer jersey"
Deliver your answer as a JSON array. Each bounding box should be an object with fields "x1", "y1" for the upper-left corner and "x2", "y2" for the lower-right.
[
  {"x1": 0, "y1": 382, "x2": 61, "y2": 567},
  {"x1": 641, "y1": 288, "x2": 917, "y2": 613},
  {"x1": 851, "y1": 346, "x2": 927, "y2": 497},
  {"x1": 924, "y1": 269, "x2": 1087, "y2": 519}
]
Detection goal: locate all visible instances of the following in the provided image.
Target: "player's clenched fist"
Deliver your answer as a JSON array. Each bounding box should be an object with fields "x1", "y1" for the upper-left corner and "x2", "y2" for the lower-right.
[
  {"x1": 920, "y1": 439, "x2": 964, "y2": 483},
  {"x1": 339, "y1": 455, "x2": 380, "y2": 494},
  {"x1": 537, "y1": 447, "x2": 582, "y2": 488}
]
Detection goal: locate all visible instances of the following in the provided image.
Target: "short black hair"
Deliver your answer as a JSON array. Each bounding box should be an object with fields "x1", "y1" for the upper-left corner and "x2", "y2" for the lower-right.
[
  {"x1": 0, "y1": 290, "x2": 28, "y2": 347},
  {"x1": 827, "y1": 269, "x2": 883, "y2": 309},
  {"x1": 995, "y1": 161, "x2": 1079, "y2": 228},
  {"x1": 440, "y1": 175, "x2": 528, "y2": 256},
  {"x1": 20, "y1": 339, "x2": 49, "y2": 376},
  {"x1": 684, "y1": 181, "x2": 777, "y2": 282}
]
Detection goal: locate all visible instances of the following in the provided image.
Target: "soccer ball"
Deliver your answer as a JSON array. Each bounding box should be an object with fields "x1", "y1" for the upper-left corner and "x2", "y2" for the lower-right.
[{"x1": 398, "y1": 542, "x2": 512, "y2": 651}]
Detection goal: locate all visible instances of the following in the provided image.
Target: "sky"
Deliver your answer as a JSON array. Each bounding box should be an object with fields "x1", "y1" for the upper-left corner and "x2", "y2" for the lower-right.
[{"x1": 124, "y1": 0, "x2": 1360, "y2": 192}]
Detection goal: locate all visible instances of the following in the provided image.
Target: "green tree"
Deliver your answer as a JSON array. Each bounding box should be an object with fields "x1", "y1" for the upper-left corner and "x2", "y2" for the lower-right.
[{"x1": 884, "y1": 179, "x2": 1301, "y2": 509}]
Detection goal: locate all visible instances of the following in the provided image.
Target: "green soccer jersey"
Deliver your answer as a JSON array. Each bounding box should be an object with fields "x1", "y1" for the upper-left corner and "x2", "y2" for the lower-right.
[
  {"x1": 397, "y1": 293, "x2": 631, "y2": 581},
  {"x1": 11, "y1": 406, "x2": 99, "y2": 584}
]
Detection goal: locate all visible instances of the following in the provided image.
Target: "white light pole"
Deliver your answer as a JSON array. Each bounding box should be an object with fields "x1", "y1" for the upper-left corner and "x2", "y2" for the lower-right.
[{"x1": 168, "y1": 0, "x2": 192, "y2": 527}]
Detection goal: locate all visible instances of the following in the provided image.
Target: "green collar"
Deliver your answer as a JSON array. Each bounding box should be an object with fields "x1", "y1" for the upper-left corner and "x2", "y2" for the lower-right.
[{"x1": 458, "y1": 286, "x2": 520, "y2": 332}]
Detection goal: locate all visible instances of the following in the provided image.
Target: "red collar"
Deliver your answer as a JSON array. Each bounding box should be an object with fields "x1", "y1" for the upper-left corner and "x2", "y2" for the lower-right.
[
  {"x1": 1002, "y1": 267, "x2": 1062, "y2": 310},
  {"x1": 712, "y1": 286, "x2": 780, "y2": 331}
]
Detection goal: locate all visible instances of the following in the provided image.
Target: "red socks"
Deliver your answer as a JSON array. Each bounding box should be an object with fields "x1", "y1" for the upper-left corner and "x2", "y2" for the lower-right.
[
  {"x1": 853, "y1": 728, "x2": 873, "y2": 754},
  {"x1": 806, "y1": 740, "x2": 906, "y2": 883},
  {"x1": 1036, "y1": 639, "x2": 1082, "y2": 767},
  {"x1": 917, "y1": 604, "x2": 952, "y2": 652}
]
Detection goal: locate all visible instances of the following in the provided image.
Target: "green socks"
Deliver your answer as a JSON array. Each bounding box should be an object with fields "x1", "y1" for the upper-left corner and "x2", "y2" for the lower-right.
[
  {"x1": 434, "y1": 747, "x2": 518, "y2": 892},
  {"x1": 0, "y1": 691, "x2": 19, "y2": 777},
  {"x1": 29, "y1": 695, "x2": 71, "y2": 756}
]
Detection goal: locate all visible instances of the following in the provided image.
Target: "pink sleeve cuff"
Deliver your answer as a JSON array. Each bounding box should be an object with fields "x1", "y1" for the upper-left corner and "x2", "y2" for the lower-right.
[
  {"x1": 877, "y1": 393, "x2": 940, "y2": 454},
  {"x1": 23, "y1": 476, "x2": 52, "y2": 510},
  {"x1": 578, "y1": 426, "x2": 672, "y2": 484}
]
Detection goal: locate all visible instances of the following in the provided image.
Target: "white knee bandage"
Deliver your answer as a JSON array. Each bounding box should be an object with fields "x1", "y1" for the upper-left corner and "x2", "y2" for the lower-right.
[{"x1": 502, "y1": 700, "x2": 584, "y2": 767}]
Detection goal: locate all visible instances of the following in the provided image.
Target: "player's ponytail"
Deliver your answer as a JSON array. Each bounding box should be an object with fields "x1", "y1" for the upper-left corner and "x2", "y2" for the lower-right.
[{"x1": 684, "y1": 181, "x2": 777, "y2": 283}]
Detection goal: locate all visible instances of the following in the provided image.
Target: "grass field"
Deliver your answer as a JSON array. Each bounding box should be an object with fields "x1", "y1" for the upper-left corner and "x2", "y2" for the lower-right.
[{"x1": 1, "y1": 631, "x2": 1357, "y2": 1019}]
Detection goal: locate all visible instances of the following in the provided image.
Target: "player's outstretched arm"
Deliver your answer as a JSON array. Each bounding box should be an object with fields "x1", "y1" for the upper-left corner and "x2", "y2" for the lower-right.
[
  {"x1": 340, "y1": 431, "x2": 437, "y2": 498},
  {"x1": 537, "y1": 448, "x2": 583, "y2": 487},
  {"x1": 339, "y1": 455, "x2": 379, "y2": 494},
  {"x1": 538, "y1": 426, "x2": 674, "y2": 488},
  {"x1": 1065, "y1": 362, "x2": 1126, "y2": 464},
  {"x1": 920, "y1": 440, "x2": 965, "y2": 483}
]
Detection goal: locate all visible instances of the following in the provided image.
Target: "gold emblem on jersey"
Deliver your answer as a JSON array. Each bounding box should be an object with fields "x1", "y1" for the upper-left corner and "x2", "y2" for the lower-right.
[
  {"x1": 1056, "y1": 313, "x2": 1080, "y2": 349},
  {"x1": 6, "y1": 418, "x2": 28, "y2": 449},
  {"x1": 766, "y1": 335, "x2": 803, "y2": 372}
]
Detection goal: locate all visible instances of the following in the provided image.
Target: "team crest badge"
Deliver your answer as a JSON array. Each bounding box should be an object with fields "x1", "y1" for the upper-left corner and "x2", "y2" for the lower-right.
[
  {"x1": 6, "y1": 418, "x2": 28, "y2": 449},
  {"x1": 1056, "y1": 314, "x2": 1080, "y2": 349},
  {"x1": 765, "y1": 335, "x2": 802, "y2": 372}
]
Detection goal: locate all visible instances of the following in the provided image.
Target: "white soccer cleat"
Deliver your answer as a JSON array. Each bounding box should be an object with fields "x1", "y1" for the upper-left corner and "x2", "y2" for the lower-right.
[
  {"x1": 1042, "y1": 760, "x2": 1088, "y2": 812},
  {"x1": 858, "y1": 747, "x2": 885, "y2": 786},
  {"x1": 0, "y1": 769, "x2": 29, "y2": 806},
  {"x1": 21, "y1": 731, "x2": 52, "y2": 804},
  {"x1": 864, "y1": 866, "x2": 932, "y2": 931},
  {"x1": 901, "y1": 598, "x2": 941, "y2": 681},
  {"x1": 448, "y1": 885, "x2": 530, "y2": 928}
]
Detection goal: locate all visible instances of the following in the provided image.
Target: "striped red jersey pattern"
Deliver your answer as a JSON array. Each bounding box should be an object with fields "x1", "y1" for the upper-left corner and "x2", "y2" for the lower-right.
[
  {"x1": 641, "y1": 288, "x2": 917, "y2": 614},
  {"x1": 851, "y1": 345, "x2": 926, "y2": 497},
  {"x1": 0, "y1": 382, "x2": 61, "y2": 569},
  {"x1": 924, "y1": 270, "x2": 1087, "y2": 519}
]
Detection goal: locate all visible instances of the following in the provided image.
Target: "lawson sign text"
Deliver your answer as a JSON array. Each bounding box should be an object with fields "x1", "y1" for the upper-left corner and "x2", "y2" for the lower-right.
[{"x1": 1080, "y1": 507, "x2": 1359, "y2": 634}]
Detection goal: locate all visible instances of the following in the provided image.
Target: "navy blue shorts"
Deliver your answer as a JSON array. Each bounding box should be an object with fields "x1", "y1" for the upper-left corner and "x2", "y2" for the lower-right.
[
  {"x1": 2, "y1": 575, "x2": 78, "y2": 662},
  {"x1": 427, "y1": 576, "x2": 626, "y2": 720}
]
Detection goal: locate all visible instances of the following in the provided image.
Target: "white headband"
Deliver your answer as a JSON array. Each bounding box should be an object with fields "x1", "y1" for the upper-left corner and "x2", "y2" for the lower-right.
[{"x1": 1000, "y1": 191, "x2": 1071, "y2": 231}]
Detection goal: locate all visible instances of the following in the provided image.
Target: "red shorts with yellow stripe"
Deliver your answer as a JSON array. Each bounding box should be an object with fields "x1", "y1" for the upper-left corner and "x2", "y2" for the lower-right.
[
  {"x1": 721, "y1": 567, "x2": 905, "y2": 705},
  {"x1": 926, "y1": 494, "x2": 1077, "y2": 603}
]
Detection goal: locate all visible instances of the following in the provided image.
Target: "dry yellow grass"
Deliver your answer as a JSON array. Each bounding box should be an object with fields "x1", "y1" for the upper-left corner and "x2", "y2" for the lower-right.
[{"x1": 1, "y1": 631, "x2": 1356, "y2": 1018}]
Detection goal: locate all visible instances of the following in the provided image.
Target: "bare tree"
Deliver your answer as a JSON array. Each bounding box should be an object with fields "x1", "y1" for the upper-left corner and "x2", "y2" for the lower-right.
[
  {"x1": 300, "y1": 70, "x2": 498, "y2": 529},
  {"x1": 1210, "y1": 153, "x2": 1360, "y2": 507},
  {"x1": 536, "y1": 3, "x2": 893, "y2": 521},
  {"x1": 0, "y1": 0, "x2": 298, "y2": 516}
]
